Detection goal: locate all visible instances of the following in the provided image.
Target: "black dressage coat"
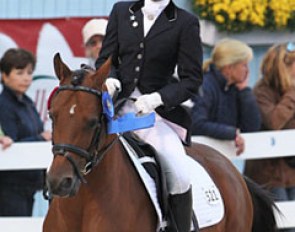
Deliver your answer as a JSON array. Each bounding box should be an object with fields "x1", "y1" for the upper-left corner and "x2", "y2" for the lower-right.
[{"x1": 96, "y1": 0, "x2": 203, "y2": 144}]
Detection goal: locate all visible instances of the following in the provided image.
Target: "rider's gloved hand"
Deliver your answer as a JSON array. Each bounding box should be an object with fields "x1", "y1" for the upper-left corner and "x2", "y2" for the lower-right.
[
  {"x1": 105, "y1": 78, "x2": 121, "y2": 97},
  {"x1": 134, "y1": 92, "x2": 163, "y2": 115}
]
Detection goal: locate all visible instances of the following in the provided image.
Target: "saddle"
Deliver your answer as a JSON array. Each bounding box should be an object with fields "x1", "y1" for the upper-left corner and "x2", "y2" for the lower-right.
[
  {"x1": 120, "y1": 132, "x2": 225, "y2": 231},
  {"x1": 122, "y1": 132, "x2": 199, "y2": 232}
]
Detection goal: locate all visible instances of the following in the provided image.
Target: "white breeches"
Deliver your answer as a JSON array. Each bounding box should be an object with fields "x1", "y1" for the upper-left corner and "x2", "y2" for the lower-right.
[
  {"x1": 134, "y1": 116, "x2": 191, "y2": 194},
  {"x1": 120, "y1": 89, "x2": 191, "y2": 194}
]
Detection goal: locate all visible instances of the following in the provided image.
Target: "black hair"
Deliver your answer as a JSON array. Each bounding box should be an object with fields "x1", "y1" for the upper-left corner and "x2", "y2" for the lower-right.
[{"x1": 0, "y1": 48, "x2": 36, "y2": 75}]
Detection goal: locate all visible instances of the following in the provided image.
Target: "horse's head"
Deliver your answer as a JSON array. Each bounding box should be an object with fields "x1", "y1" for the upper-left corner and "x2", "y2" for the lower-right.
[{"x1": 47, "y1": 53, "x2": 112, "y2": 197}]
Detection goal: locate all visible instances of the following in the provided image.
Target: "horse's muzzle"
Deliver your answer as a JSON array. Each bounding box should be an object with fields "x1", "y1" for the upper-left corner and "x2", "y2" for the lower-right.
[{"x1": 47, "y1": 174, "x2": 81, "y2": 197}]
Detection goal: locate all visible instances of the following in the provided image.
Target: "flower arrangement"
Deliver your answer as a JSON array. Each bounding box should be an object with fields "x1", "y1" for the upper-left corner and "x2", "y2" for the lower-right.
[{"x1": 193, "y1": 0, "x2": 295, "y2": 32}]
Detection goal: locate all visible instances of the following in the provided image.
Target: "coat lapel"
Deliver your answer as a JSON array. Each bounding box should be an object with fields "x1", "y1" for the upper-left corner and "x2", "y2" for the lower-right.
[
  {"x1": 145, "y1": 12, "x2": 172, "y2": 40},
  {"x1": 129, "y1": 0, "x2": 144, "y2": 39},
  {"x1": 128, "y1": 0, "x2": 177, "y2": 41}
]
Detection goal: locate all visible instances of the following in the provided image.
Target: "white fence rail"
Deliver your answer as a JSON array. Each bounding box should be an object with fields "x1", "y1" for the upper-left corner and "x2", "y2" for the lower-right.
[
  {"x1": 0, "y1": 142, "x2": 52, "y2": 170},
  {"x1": 0, "y1": 218, "x2": 44, "y2": 232},
  {"x1": 0, "y1": 130, "x2": 295, "y2": 231}
]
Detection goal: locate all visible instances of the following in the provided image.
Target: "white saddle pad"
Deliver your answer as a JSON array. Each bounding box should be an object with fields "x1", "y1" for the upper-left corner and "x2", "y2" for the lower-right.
[
  {"x1": 185, "y1": 155, "x2": 224, "y2": 228},
  {"x1": 119, "y1": 136, "x2": 224, "y2": 231}
]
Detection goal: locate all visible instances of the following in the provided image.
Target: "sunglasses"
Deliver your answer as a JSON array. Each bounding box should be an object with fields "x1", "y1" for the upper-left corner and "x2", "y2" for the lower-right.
[{"x1": 287, "y1": 42, "x2": 295, "y2": 52}]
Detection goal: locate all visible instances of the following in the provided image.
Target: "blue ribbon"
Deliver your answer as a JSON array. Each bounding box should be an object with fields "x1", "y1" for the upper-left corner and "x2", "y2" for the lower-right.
[
  {"x1": 102, "y1": 91, "x2": 114, "y2": 119},
  {"x1": 102, "y1": 92, "x2": 155, "y2": 134},
  {"x1": 107, "y1": 112, "x2": 155, "y2": 134}
]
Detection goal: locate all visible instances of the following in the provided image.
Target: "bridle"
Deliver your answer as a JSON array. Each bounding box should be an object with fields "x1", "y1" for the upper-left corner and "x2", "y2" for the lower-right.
[{"x1": 49, "y1": 80, "x2": 117, "y2": 184}]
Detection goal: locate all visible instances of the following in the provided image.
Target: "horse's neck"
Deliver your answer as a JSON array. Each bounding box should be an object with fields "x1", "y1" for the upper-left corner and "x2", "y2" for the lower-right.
[
  {"x1": 86, "y1": 136, "x2": 140, "y2": 194},
  {"x1": 62, "y1": 136, "x2": 157, "y2": 230}
]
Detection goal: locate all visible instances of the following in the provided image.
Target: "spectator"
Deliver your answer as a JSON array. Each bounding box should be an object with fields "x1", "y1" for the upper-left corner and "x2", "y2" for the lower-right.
[
  {"x1": 0, "y1": 48, "x2": 52, "y2": 216},
  {"x1": 82, "y1": 18, "x2": 108, "y2": 68},
  {"x1": 244, "y1": 43, "x2": 295, "y2": 232},
  {"x1": 191, "y1": 38, "x2": 261, "y2": 155},
  {"x1": 96, "y1": 0, "x2": 203, "y2": 231}
]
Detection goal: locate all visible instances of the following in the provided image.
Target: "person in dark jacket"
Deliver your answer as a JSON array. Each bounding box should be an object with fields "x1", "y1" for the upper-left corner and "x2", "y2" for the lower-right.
[
  {"x1": 192, "y1": 39, "x2": 261, "y2": 155},
  {"x1": 96, "y1": 0, "x2": 203, "y2": 231},
  {"x1": 0, "y1": 48, "x2": 52, "y2": 216}
]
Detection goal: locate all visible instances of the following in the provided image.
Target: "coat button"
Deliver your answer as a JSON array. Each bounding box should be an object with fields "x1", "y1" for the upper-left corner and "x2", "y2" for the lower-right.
[
  {"x1": 135, "y1": 66, "x2": 140, "y2": 72},
  {"x1": 137, "y1": 54, "x2": 142, "y2": 60},
  {"x1": 139, "y1": 42, "x2": 144, "y2": 48},
  {"x1": 134, "y1": 78, "x2": 138, "y2": 84}
]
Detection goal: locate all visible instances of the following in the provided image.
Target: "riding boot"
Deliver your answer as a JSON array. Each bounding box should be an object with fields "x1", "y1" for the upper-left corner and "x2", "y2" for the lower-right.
[{"x1": 169, "y1": 187, "x2": 198, "y2": 232}]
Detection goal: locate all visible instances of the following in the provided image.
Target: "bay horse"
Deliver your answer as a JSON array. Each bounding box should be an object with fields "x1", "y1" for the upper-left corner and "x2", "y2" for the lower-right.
[{"x1": 43, "y1": 53, "x2": 277, "y2": 232}]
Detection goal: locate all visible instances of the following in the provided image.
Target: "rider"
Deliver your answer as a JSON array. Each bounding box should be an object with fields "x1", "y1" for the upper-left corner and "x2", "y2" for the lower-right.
[{"x1": 96, "y1": 0, "x2": 203, "y2": 231}]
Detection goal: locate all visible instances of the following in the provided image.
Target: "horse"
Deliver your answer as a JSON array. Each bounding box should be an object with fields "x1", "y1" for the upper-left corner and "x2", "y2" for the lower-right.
[{"x1": 43, "y1": 53, "x2": 277, "y2": 232}]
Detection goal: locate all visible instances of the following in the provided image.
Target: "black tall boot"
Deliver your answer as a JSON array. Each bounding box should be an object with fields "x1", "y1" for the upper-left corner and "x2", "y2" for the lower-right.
[{"x1": 169, "y1": 187, "x2": 198, "y2": 232}]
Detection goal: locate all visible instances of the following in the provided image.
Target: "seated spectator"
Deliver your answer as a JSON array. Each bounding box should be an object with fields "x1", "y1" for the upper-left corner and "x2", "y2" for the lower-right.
[
  {"x1": 244, "y1": 43, "x2": 295, "y2": 229},
  {"x1": 191, "y1": 39, "x2": 261, "y2": 155},
  {"x1": 82, "y1": 18, "x2": 108, "y2": 69},
  {"x1": 0, "y1": 48, "x2": 52, "y2": 216}
]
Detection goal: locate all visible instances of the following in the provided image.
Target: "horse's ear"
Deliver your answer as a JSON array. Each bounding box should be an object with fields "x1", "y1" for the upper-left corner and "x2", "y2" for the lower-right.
[
  {"x1": 95, "y1": 57, "x2": 112, "y2": 86},
  {"x1": 53, "y1": 53, "x2": 71, "y2": 82}
]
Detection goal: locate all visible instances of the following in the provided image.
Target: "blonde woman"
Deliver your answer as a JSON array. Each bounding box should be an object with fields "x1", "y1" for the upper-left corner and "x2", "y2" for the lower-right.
[
  {"x1": 191, "y1": 38, "x2": 261, "y2": 155},
  {"x1": 244, "y1": 43, "x2": 295, "y2": 223}
]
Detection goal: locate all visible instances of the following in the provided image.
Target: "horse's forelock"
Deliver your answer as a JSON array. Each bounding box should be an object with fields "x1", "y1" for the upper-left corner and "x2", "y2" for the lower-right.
[
  {"x1": 71, "y1": 69, "x2": 86, "y2": 86},
  {"x1": 71, "y1": 66, "x2": 96, "y2": 86}
]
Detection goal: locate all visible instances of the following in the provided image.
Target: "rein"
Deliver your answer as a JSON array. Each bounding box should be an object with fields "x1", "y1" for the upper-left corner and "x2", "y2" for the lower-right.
[{"x1": 50, "y1": 84, "x2": 117, "y2": 184}]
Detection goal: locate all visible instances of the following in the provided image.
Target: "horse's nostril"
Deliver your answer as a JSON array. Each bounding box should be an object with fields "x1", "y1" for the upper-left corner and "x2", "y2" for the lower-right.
[{"x1": 60, "y1": 177, "x2": 73, "y2": 190}]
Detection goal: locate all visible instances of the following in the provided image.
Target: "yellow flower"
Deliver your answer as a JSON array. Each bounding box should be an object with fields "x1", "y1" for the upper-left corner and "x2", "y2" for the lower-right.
[
  {"x1": 194, "y1": 0, "x2": 295, "y2": 31},
  {"x1": 231, "y1": 1, "x2": 243, "y2": 12},
  {"x1": 239, "y1": 13, "x2": 248, "y2": 22},
  {"x1": 197, "y1": 0, "x2": 207, "y2": 6},
  {"x1": 269, "y1": 0, "x2": 294, "y2": 27},
  {"x1": 229, "y1": 13, "x2": 236, "y2": 21},
  {"x1": 215, "y1": 14, "x2": 225, "y2": 23},
  {"x1": 201, "y1": 12, "x2": 208, "y2": 17},
  {"x1": 213, "y1": 4, "x2": 222, "y2": 13}
]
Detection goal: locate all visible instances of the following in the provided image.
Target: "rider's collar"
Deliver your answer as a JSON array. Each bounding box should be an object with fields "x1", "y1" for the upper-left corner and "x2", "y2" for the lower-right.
[
  {"x1": 129, "y1": 0, "x2": 177, "y2": 21},
  {"x1": 142, "y1": 0, "x2": 170, "y2": 16}
]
